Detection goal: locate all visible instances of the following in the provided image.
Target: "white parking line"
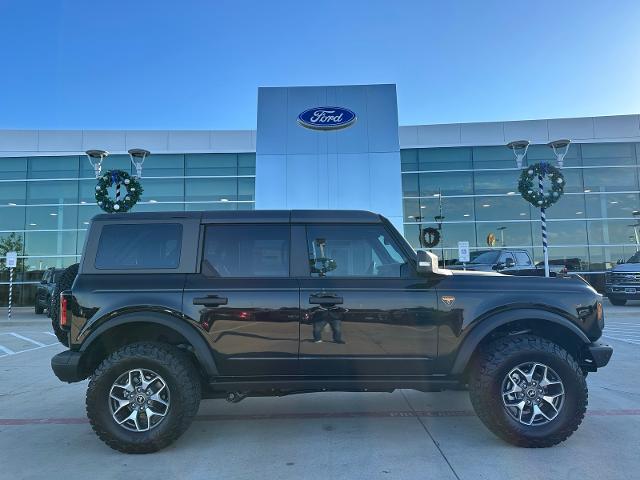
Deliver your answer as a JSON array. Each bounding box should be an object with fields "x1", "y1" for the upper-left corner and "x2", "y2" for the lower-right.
[
  {"x1": 43, "y1": 332, "x2": 57, "y2": 337},
  {"x1": 603, "y1": 334, "x2": 640, "y2": 346},
  {"x1": 8, "y1": 333, "x2": 46, "y2": 347},
  {"x1": 0, "y1": 344, "x2": 16, "y2": 355}
]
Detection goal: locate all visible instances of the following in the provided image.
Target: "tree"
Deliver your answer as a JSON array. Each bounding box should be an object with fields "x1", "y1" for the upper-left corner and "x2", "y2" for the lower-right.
[{"x1": 0, "y1": 232, "x2": 24, "y2": 272}]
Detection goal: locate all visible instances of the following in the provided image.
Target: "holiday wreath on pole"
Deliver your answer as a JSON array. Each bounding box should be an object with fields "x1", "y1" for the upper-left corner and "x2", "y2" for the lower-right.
[
  {"x1": 421, "y1": 227, "x2": 441, "y2": 248},
  {"x1": 95, "y1": 170, "x2": 143, "y2": 213},
  {"x1": 517, "y1": 161, "x2": 565, "y2": 277},
  {"x1": 518, "y1": 162, "x2": 565, "y2": 208}
]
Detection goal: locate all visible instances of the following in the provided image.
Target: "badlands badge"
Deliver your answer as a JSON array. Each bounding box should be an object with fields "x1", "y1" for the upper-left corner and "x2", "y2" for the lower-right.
[{"x1": 441, "y1": 295, "x2": 455, "y2": 306}]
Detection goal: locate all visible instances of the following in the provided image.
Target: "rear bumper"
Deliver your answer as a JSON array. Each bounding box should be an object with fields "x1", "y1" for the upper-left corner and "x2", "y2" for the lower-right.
[
  {"x1": 51, "y1": 350, "x2": 84, "y2": 383},
  {"x1": 581, "y1": 342, "x2": 613, "y2": 371}
]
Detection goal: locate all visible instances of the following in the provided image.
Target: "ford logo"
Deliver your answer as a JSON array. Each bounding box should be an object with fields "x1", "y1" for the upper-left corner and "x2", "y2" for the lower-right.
[{"x1": 297, "y1": 107, "x2": 357, "y2": 130}]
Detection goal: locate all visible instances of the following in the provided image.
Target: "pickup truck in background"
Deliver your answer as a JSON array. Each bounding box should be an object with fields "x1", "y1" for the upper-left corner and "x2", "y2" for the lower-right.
[{"x1": 606, "y1": 251, "x2": 640, "y2": 305}]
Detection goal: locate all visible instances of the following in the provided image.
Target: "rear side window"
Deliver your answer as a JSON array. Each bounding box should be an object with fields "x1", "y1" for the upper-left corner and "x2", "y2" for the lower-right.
[
  {"x1": 95, "y1": 224, "x2": 182, "y2": 270},
  {"x1": 202, "y1": 225, "x2": 289, "y2": 277}
]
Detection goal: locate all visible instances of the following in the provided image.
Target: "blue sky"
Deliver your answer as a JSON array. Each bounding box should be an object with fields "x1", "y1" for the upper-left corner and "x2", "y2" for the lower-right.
[{"x1": 1, "y1": 0, "x2": 639, "y2": 129}]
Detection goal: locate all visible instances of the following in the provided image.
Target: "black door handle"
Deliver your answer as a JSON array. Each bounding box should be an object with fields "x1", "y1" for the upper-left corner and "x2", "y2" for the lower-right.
[
  {"x1": 309, "y1": 294, "x2": 343, "y2": 305},
  {"x1": 193, "y1": 295, "x2": 228, "y2": 307}
]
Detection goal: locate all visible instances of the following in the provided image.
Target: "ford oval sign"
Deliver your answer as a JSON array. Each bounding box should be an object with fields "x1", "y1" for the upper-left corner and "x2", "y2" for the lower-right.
[{"x1": 297, "y1": 107, "x2": 357, "y2": 131}]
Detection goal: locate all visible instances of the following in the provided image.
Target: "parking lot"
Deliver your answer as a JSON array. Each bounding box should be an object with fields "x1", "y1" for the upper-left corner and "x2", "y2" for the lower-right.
[{"x1": 0, "y1": 302, "x2": 638, "y2": 480}]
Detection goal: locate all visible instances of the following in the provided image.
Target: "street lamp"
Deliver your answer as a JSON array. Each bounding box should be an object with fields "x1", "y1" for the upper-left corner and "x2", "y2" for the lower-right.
[
  {"x1": 547, "y1": 139, "x2": 571, "y2": 168},
  {"x1": 128, "y1": 148, "x2": 150, "y2": 178},
  {"x1": 497, "y1": 226, "x2": 507, "y2": 247},
  {"x1": 506, "y1": 140, "x2": 530, "y2": 169},
  {"x1": 85, "y1": 149, "x2": 109, "y2": 178}
]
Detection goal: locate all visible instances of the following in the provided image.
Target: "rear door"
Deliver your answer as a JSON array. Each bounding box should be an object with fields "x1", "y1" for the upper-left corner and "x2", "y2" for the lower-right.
[
  {"x1": 182, "y1": 223, "x2": 300, "y2": 376},
  {"x1": 296, "y1": 223, "x2": 439, "y2": 376}
]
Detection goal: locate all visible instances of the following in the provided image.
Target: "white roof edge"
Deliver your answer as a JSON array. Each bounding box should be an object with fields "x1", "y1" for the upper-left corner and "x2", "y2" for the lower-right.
[{"x1": 1, "y1": 114, "x2": 639, "y2": 156}]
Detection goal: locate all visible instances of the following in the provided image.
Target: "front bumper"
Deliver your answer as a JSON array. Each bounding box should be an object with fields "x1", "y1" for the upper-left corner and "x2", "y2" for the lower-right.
[
  {"x1": 51, "y1": 350, "x2": 84, "y2": 383},
  {"x1": 581, "y1": 342, "x2": 613, "y2": 371}
]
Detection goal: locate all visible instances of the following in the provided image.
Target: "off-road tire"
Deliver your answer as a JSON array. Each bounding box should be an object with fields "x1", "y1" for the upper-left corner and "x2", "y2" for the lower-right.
[
  {"x1": 49, "y1": 263, "x2": 79, "y2": 346},
  {"x1": 86, "y1": 342, "x2": 201, "y2": 454},
  {"x1": 608, "y1": 297, "x2": 627, "y2": 306},
  {"x1": 468, "y1": 334, "x2": 588, "y2": 447}
]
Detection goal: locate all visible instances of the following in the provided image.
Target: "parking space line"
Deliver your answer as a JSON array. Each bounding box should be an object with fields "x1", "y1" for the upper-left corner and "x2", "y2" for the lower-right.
[
  {"x1": 604, "y1": 335, "x2": 640, "y2": 345},
  {"x1": 0, "y1": 344, "x2": 16, "y2": 355},
  {"x1": 43, "y1": 332, "x2": 57, "y2": 336},
  {"x1": 8, "y1": 333, "x2": 46, "y2": 347}
]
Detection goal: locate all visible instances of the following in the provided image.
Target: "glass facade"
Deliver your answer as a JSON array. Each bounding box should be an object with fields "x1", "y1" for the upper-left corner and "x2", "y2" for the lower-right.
[
  {"x1": 2, "y1": 141, "x2": 640, "y2": 305},
  {"x1": 0, "y1": 153, "x2": 255, "y2": 305},
  {"x1": 401, "y1": 143, "x2": 640, "y2": 276}
]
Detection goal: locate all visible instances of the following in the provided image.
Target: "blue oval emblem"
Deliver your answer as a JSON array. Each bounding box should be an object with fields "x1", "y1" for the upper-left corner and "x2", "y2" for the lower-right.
[{"x1": 297, "y1": 106, "x2": 357, "y2": 130}]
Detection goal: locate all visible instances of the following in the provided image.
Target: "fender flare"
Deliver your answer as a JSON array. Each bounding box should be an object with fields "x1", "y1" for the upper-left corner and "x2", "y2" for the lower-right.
[
  {"x1": 450, "y1": 308, "x2": 591, "y2": 375},
  {"x1": 80, "y1": 311, "x2": 219, "y2": 376}
]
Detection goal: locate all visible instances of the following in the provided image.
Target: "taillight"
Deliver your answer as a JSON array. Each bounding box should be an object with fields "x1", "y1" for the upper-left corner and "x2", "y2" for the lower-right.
[{"x1": 60, "y1": 294, "x2": 68, "y2": 328}]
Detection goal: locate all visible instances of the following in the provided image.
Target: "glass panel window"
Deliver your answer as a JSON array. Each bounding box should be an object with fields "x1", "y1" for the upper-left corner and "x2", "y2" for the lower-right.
[
  {"x1": 24, "y1": 231, "x2": 78, "y2": 256},
  {"x1": 185, "y1": 154, "x2": 237, "y2": 176},
  {"x1": 421, "y1": 197, "x2": 475, "y2": 222},
  {"x1": 585, "y1": 192, "x2": 639, "y2": 219},
  {"x1": 474, "y1": 197, "x2": 529, "y2": 221},
  {"x1": 587, "y1": 219, "x2": 639, "y2": 245},
  {"x1": 203, "y1": 225, "x2": 289, "y2": 277},
  {"x1": 583, "y1": 167, "x2": 637, "y2": 193},
  {"x1": 307, "y1": 225, "x2": 407, "y2": 278},
  {"x1": 238, "y1": 153, "x2": 256, "y2": 175},
  {"x1": 27, "y1": 180, "x2": 78, "y2": 205},
  {"x1": 475, "y1": 222, "x2": 533, "y2": 248},
  {"x1": 28, "y1": 156, "x2": 79, "y2": 179},
  {"x1": 419, "y1": 171, "x2": 473, "y2": 196},
  {"x1": 185, "y1": 178, "x2": 237, "y2": 203},
  {"x1": 473, "y1": 170, "x2": 520, "y2": 195},
  {"x1": 527, "y1": 144, "x2": 581, "y2": 168},
  {"x1": 80, "y1": 154, "x2": 131, "y2": 177},
  {"x1": 581, "y1": 143, "x2": 636, "y2": 166},
  {"x1": 0, "y1": 157, "x2": 28, "y2": 179},
  {"x1": 25, "y1": 206, "x2": 79, "y2": 230},
  {"x1": 402, "y1": 173, "x2": 419, "y2": 197},
  {"x1": 418, "y1": 147, "x2": 472, "y2": 171},
  {"x1": 139, "y1": 154, "x2": 184, "y2": 177},
  {"x1": 473, "y1": 146, "x2": 519, "y2": 169},
  {"x1": 95, "y1": 224, "x2": 182, "y2": 270},
  {"x1": 400, "y1": 149, "x2": 418, "y2": 172}
]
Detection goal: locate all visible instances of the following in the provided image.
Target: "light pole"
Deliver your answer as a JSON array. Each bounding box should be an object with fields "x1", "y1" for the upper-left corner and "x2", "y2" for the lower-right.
[{"x1": 497, "y1": 226, "x2": 507, "y2": 247}]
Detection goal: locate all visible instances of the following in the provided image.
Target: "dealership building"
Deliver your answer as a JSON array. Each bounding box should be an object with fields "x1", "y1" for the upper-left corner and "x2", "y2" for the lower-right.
[{"x1": 2, "y1": 83, "x2": 640, "y2": 304}]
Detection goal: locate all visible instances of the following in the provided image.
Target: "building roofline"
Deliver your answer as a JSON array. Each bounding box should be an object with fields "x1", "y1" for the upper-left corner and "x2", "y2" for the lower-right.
[{"x1": 1, "y1": 114, "x2": 639, "y2": 156}]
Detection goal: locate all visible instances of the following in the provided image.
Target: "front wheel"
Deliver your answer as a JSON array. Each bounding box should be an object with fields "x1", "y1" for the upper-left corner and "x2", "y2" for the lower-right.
[
  {"x1": 86, "y1": 342, "x2": 201, "y2": 453},
  {"x1": 34, "y1": 301, "x2": 44, "y2": 315},
  {"x1": 469, "y1": 334, "x2": 587, "y2": 447}
]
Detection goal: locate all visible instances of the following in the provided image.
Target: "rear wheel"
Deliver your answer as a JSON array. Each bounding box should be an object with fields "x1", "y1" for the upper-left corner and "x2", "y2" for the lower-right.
[
  {"x1": 469, "y1": 334, "x2": 587, "y2": 447},
  {"x1": 86, "y1": 342, "x2": 201, "y2": 453},
  {"x1": 608, "y1": 297, "x2": 627, "y2": 306},
  {"x1": 49, "y1": 263, "x2": 79, "y2": 346}
]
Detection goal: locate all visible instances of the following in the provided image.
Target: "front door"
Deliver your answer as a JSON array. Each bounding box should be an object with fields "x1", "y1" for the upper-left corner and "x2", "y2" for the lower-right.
[
  {"x1": 183, "y1": 223, "x2": 299, "y2": 376},
  {"x1": 297, "y1": 223, "x2": 439, "y2": 377}
]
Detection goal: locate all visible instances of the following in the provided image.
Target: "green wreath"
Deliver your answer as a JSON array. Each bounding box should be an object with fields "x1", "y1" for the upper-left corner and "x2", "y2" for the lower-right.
[
  {"x1": 518, "y1": 162, "x2": 564, "y2": 209},
  {"x1": 421, "y1": 227, "x2": 441, "y2": 248},
  {"x1": 95, "y1": 169, "x2": 143, "y2": 213}
]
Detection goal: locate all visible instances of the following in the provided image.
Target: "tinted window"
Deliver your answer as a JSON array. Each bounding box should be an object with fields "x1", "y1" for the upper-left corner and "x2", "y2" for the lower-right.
[
  {"x1": 203, "y1": 225, "x2": 289, "y2": 277},
  {"x1": 514, "y1": 252, "x2": 532, "y2": 265},
  {"x1": 95, "y1": 224, "x2": 182, "y2": 269},
  {"x1": 307, "y1": 225, "x2": 407, "y2": 278}
]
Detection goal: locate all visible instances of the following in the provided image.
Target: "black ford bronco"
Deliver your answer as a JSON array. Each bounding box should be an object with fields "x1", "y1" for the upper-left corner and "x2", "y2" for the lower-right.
[{"x1": 51, "y1": 210, "x2": 612, "y2": 453}]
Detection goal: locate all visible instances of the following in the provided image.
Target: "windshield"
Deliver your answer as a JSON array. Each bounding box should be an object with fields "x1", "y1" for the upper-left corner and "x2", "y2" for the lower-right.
[
  {"x1": 467, "y1": 251, "x2": 500, "y2": 264},
  {"x1": 626, "y1": 252, "x2": 640, "y2": 263}
]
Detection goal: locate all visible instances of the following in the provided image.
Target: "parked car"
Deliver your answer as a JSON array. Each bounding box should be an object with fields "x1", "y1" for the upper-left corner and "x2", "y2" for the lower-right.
[
  {"x1": 449, "y1": 248, "x2": 536, "y2": 273},
  {"x1": 605, "y1": 251, "x2": 640, "y2": 305},
  {"x1": 51, "y1": 210, "x2": 612, "y2": 453},
  {"x1": 34, "y1": 267, "x2": 63, "y2": 314}
]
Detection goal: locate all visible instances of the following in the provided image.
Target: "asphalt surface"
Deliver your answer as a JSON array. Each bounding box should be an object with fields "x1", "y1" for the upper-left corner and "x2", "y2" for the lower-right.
[{"x1": 0, "y1": 302, "x2": 638, "y2": 480}]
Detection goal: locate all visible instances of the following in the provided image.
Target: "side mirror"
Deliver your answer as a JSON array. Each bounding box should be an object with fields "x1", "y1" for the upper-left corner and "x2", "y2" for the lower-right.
[
  {"x1": 416, "y1": 250, "x2": 438, "y2": 275},
  {"x1": 493, "y1": 262, "x2": 504, "y2": 270}
]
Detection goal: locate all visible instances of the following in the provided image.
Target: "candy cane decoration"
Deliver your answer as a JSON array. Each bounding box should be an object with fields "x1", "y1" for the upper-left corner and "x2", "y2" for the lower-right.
[
  {"x1": 8, "y1": 267, "x2": 13, "y2": 321},
  {"x1": 115, "y1": 181, "x2": 121, "y2": 204},
  {"x1": 539, "y1": 173, "x2": 549, "y2": 277}
]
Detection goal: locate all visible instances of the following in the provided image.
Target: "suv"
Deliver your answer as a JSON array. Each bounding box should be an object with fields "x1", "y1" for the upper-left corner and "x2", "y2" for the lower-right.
[
  {"x1": 51, "y1": 210, "x2": 612, "y2": 453},
  {"x1": 34, "y1": 267, "x2": 63, "y2": 314},
  {"x1": 449, "y1": 248, "x2": 535, "y2": 273},
  {"x1": 605, "y1": 251, "x2": 640, "y2": 305}
]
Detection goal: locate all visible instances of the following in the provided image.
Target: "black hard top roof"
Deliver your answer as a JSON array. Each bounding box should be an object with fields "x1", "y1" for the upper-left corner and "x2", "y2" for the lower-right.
[{"x1": 92, "y1": 209, "x2": 384, "y2": 224}]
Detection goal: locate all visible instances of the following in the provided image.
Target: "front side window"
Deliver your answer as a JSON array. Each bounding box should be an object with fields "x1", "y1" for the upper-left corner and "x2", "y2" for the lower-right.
[
  {"x1": 95, "y1": 223, "x2": 182, "y2": 270},
  {"x1": 203, "y1": 225, "x2": 289, "y2": 277},
  {"x1": 307, "y1": 225, "x2": 407, "y2": 278}
]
